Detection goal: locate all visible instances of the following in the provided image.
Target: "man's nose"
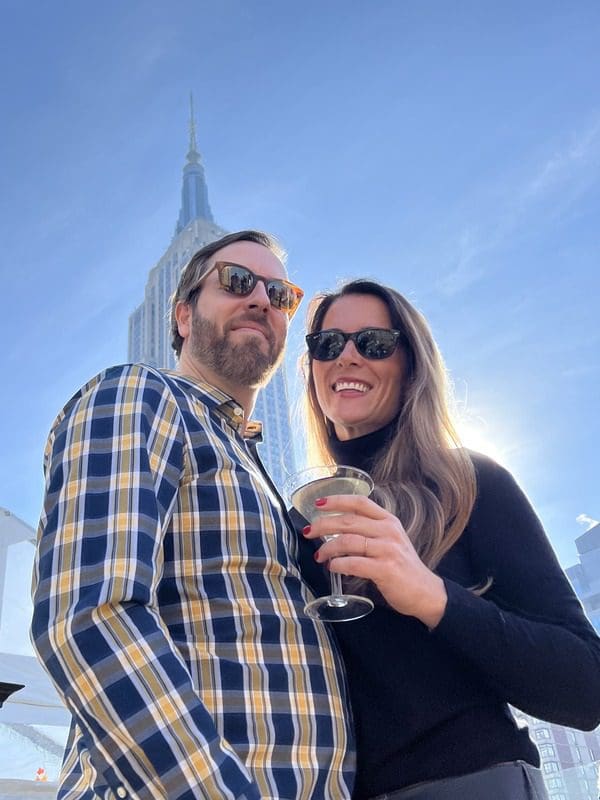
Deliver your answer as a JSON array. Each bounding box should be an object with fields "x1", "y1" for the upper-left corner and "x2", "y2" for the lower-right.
[{"x1": 246, "y1": 279, "x2": 271, "y2": 313}]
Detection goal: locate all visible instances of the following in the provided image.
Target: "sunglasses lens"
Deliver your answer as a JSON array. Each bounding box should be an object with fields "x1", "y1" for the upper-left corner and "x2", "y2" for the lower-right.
[
  {"x1": 356, "y1": 329, "x2": 399, "y2": 359},
  {"x1": 307, "y1": 331, "x2": 345, "y2": 360},
  {"x1": 220, "y1": 264, "x2": 255, "y2": 295},
  {"x1": 265, "y1": 281, "x2": 297, "y2": 312}
]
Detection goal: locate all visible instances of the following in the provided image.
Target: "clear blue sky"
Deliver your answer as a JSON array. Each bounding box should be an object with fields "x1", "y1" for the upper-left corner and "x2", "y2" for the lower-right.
[{"x1": 1, "y1": 0, "x2": 599, "y2": 567}]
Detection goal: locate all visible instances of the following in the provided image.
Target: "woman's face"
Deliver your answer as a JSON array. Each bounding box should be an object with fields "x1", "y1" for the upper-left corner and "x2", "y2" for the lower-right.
[{"x1": 312, "y1": 293, "x2": 409, "y2": 441}]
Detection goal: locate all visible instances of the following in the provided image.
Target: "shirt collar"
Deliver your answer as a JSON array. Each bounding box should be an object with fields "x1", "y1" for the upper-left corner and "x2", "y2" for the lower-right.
[
  {"x1": 217, "y1": 400, "x2": 263, "y2": 442},
  {"x1": 166, "y1": 369, "x2": 263, "y2": 443}
]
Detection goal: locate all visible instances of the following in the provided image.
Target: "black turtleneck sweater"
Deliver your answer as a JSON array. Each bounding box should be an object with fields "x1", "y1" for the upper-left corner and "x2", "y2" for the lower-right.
[{"x1": 292, "y1": 425, "x2": 600, "y2": 799}]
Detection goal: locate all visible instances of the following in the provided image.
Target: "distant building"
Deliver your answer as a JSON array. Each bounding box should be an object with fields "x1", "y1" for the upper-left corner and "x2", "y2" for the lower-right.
[
  {"x1": 512, "y1": 710, "x2": 600, "y2": 800},
  {"x1": 566, "y1": 522, "x2": 600, "y2": 633},
  {"x1": 507, "y1": 522, "x2": 600, "y2": 800},
  {"x1": 128, "y1": 99, "x2": 297, "y2": 489}
]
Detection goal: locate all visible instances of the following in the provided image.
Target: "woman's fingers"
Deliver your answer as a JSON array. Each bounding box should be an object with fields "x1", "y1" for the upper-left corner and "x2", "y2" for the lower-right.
[
  {"x1": 304, "y1": 507, "x2": 405, "y2": 543},
  {"x1": 311, "y1": 493, "x2": 388, "y2": 520},
  {"x1": 314, "y1": 533, "x2": 378, "y2": 563}
]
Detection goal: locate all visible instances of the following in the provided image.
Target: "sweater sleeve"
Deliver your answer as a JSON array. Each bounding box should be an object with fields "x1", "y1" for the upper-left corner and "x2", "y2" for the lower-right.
[{"x1": 432, "y1": 454, "x2": 600, "y2": 730}]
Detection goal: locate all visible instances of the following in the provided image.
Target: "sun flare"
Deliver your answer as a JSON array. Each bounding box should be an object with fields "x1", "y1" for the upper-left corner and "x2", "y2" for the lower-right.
[{"x1": 454, "y1": 417, "x2": 510, "y2": 467}]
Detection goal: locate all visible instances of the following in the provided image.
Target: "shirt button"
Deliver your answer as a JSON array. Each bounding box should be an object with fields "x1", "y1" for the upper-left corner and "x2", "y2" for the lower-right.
[
  {"x1": 233, "y1": 406, "x2": 243, "y2": 417},
  {"x1": 116, "y1": 788, "x2": 127, "y2": 799}
]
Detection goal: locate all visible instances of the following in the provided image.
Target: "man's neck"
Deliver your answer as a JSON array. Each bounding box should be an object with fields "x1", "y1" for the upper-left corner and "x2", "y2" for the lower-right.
[{"x1": 175, "y1": 353, "x2": 257, "y2": 423}]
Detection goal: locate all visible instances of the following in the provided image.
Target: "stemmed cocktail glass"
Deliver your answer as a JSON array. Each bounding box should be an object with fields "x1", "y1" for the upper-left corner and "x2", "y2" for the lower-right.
[{"x1": 286, "y1": 464, "x2": 374, "y2": 622}]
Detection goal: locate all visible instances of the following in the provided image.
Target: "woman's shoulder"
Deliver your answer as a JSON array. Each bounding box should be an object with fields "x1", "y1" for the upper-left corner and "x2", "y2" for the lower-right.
[
  {"x1": 458, "y1": 449, "x2": 532, "y2": 519},
  {"x1": 463, "y1": 449, "x2": 514, "y2": 486}
]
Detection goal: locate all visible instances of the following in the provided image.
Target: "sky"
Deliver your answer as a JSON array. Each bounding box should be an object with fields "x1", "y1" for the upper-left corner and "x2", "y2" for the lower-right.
[{"x1": 1, "y1": 0, "x2": 599, "y2": 568}]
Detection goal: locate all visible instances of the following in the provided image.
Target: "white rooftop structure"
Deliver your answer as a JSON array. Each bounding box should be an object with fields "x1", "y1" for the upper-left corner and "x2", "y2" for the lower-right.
[{"x1": 0, "y1": 506, "x2": 68, "y2": 797}]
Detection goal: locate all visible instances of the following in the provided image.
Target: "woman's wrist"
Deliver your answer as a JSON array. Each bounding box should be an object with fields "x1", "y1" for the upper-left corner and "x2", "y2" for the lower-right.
[{"x1": 417, "y1": 574, "x2": 448, "y2": 630}]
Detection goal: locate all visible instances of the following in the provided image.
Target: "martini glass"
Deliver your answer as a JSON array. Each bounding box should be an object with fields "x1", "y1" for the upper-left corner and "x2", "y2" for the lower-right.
[{"x1": 286, "y1": 464, "x2": 374, "y2": 622}]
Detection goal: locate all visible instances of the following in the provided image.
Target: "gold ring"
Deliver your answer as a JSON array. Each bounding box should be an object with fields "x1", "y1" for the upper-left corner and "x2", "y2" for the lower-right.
[{"x1": 363, "y1": 537, "x2": 368, "y2": 557}]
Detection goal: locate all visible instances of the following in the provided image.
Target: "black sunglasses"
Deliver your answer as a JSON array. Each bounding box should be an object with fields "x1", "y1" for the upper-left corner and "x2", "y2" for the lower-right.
[
  {"x1": 206, "y1": 261, "x2": 304, "y2": 317},
  {"x1": 306, "y1": 327, "x2": 404, "y2": 361}
]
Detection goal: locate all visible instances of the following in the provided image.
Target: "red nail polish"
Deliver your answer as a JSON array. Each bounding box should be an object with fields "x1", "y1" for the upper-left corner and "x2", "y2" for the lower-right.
[
  {"x1": 315, "y1": 497, "x2": 327, "y2": 507},
  {"x1": 314, "y1": 550, "x2": 321, "y2": 562},
  {"x1": 302, "y1": 525, "x2": 311, "y2": 535}
]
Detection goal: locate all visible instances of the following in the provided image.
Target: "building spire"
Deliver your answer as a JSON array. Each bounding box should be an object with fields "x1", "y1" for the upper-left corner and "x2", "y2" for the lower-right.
[
  {"x1": 187, "y1": 92, "x2": 199, "y2": 165},
  {"x1": 176, "y1": 93, "x2": 214, "y2": 233}
]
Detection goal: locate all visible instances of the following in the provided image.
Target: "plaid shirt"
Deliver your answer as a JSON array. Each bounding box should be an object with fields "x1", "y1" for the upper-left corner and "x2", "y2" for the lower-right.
[{"x1": 31, "y1": 364, "x2": 354, "y2": 800}]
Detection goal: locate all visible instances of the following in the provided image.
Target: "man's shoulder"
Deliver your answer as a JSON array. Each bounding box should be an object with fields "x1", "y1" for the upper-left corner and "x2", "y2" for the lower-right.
[
  {"x1": 44, "y1": 365, "x2": 188, "y2": 476},
  {"x1": 95, "y1": 362, "x2": 170, "y2": 387},
  {"x1": 54, "y1": 364, "x2": 179, "y2": 428}
]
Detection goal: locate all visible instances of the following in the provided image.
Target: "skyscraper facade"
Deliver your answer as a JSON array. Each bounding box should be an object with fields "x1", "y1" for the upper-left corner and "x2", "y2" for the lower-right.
[
  {"x1": 566, "y1": 522, "x2": 600, "y2": 633},
  {"x1": 508, "y1": 524, "x2": 600, "y2": 800},
  {"x1": 128, "y1": 102, "x2": 297, "y2": 489},
  {"x1": 512, "y1": 710, "x2": 600, "y2": 800}
]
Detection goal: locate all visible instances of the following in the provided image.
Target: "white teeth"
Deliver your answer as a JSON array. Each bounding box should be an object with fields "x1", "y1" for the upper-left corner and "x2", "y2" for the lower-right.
[{"x1": 334, "y1": 381, "x2": 369, "y2": 393}]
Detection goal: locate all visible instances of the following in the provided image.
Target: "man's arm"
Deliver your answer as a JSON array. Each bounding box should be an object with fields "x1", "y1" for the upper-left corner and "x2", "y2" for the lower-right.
[{"x1": 31, "y1": 364, "x2": 260, "y2": 800}]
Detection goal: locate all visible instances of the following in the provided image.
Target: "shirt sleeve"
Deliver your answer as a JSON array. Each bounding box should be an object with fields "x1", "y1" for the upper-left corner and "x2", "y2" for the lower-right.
[
  {"x1": 432, "y1": 454, "x2": 600, "y2": 731},
  {"x1": 31, "y1": 364, "x2": 261, "y2": 800}
]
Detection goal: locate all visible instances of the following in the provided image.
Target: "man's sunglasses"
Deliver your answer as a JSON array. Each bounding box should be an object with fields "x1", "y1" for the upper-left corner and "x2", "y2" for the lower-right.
[
  {"x1": 306, "y1": 327, "x2": 404, "y2": 361},
  {"x1": 206, "y1": 261, "x2": 304, "y2": 318}
]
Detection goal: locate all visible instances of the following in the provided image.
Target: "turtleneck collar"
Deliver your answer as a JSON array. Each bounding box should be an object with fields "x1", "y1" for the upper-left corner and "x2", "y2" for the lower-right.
[{"x1": 328, "y1": 418, "x2": 397, "y2": 473}]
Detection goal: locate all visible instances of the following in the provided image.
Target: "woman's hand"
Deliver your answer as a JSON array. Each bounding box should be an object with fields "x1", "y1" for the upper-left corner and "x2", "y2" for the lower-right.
[{"x1": 303, "y1": 494, "x2": 448, "y2": 629}]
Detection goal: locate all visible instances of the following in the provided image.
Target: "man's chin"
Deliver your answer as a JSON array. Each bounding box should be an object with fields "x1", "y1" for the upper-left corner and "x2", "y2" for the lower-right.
[{"x1": 221, "y1": 342, "x2": 282, "y2": 386}]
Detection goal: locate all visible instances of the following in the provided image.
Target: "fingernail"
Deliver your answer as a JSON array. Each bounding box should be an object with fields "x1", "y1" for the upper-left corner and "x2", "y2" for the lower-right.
[
  {"x1": 315, "y1": 497, "x2": 327, "y2": 507},
  {"x1": 302, "y1": 525, "x2": 311, "y2": 536},
  {"x1": 314, "y1": 550, "x2": 321, "y2": 562}
]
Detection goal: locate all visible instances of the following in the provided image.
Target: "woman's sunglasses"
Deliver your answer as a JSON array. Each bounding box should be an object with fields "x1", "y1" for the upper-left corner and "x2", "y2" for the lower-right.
[
  {"x1": 306, "y1": 327, "x2": 404, "y2": 361},
  {"x1": 207, "y1": 261, "x2": 304, "y2": 317}
]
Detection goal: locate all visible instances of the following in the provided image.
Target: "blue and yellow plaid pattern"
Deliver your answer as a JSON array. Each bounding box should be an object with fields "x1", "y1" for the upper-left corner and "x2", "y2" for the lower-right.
[{"x1": 32, "y1": 364, "x2": 354, "y2": 800}]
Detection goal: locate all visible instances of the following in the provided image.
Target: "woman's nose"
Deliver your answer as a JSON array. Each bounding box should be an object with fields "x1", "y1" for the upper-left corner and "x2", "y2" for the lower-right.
[{"x1": 336, "y1": 339, "x2": 361, "y2": 364}]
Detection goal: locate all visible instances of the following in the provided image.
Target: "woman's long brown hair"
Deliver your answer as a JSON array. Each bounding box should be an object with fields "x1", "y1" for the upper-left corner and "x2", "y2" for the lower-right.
[{"x1": 303, "y1": 279, "x2": 476, "y2": 569}]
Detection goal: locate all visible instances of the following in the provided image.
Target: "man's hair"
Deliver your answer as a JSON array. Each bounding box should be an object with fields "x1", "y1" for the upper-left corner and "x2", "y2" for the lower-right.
[
  {"x1": 170, "y1": 230, "x2": 286, "y2": 357},
  {"x1": 303, "y1": 278, "x2": 476, "y2": 570}
]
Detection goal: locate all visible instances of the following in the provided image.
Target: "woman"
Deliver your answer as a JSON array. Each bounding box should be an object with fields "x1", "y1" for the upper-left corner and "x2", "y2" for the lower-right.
[{"x1": 293, "y1": 278, "x2": 600, "y2": 800}]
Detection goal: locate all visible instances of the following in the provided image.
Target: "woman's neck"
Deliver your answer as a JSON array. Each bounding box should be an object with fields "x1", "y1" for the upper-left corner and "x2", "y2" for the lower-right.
[{"x1": 328, "y1": 419, "x2": 397, "y2": 471}]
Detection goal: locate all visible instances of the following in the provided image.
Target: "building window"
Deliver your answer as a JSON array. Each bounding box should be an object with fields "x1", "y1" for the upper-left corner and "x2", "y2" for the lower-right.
[
  {"x1": 539, "y1": 744, "x2": 556, "y2": 758},
  {"x1": 542, "y1": 761, "x2": 559, "y2": 774},
  {"x1": 546, "y1": 777, "x2": 563, "y2": 789},
  {"x1": 535, "y1": 727, "x2": 551, "y2": 740}
]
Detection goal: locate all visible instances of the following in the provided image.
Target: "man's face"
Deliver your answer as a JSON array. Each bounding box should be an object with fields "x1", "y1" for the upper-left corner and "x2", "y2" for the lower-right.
[{"x1": 179, "y1": 241, "x2": 290, "y2": 390}]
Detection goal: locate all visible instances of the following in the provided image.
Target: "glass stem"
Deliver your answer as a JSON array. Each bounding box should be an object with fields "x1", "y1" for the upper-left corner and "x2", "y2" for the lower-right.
[{"x1": 328, "y1": 568, "x2": 347, "y2": 607}]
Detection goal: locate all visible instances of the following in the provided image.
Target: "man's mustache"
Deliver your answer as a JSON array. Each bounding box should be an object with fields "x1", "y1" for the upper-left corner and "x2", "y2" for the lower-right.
[{"x1": 225, "y1": 313, "x2": 275, "y2": 344}]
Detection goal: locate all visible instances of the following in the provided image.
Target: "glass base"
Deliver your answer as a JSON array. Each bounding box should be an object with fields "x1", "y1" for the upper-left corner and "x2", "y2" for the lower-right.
[{"x1": 304, "y1": 594, "x2": 374, "y2": 623}]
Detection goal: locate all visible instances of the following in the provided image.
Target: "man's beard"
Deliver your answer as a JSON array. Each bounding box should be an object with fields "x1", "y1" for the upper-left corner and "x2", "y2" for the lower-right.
[{"x1": 189, "y1": 310, "x2": 285, "y2": 388}]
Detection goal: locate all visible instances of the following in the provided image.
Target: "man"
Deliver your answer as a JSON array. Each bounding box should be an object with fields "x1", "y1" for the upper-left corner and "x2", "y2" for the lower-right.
[{"x1": 31, "y1": 230, "x2": 354, "y2": 800}]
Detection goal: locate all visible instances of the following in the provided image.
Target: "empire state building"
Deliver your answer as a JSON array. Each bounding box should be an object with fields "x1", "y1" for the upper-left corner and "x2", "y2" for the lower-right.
[{"x1": 128, "y1": 102, "x2": 297, "y2": 489}]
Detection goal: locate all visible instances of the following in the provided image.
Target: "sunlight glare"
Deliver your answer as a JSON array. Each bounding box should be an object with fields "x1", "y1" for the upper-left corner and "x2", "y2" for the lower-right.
[{"x1": 455, "y1": 416, "x2": 510, "y2": 468}]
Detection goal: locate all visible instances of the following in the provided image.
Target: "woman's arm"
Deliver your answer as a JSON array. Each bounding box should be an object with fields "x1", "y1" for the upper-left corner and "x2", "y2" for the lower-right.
[
  {"x1": 431, "y1": 455, "x2": 600, "y2": 730},
  {"x1": 303, "y1": 455, "x2": 600, "y2": 730}
]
